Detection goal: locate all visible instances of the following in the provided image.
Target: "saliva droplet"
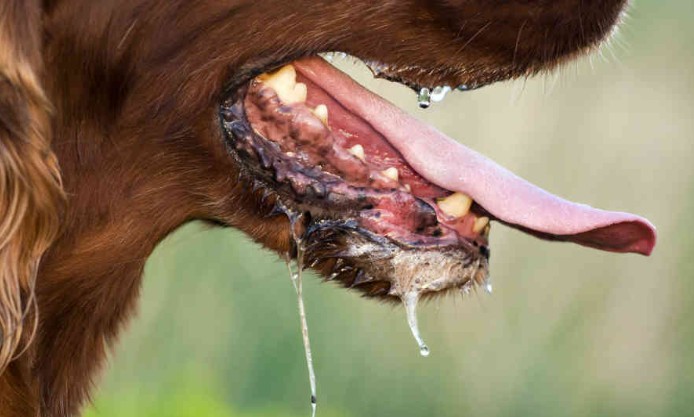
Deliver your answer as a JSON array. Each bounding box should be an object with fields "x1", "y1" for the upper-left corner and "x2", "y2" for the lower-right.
[
  {"x1": 484, "y1": 274, "x2": 493, "y2": 294},
  {"x1": 419, "y1": 344, "x2": 431, "y2": 357},
  {"x1": 430, "y1": 86, "x2": 451, "y2": 103},
  {"x1": 402, "y1": 291, "x2": 430, "y2": 357},
  {"x1": 418, "y1": 88, "x2": 431, "y2": 109}
]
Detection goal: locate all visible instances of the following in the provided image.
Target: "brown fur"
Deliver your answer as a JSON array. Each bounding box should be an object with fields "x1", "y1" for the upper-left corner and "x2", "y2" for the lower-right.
[{"x1": 0, "y1": 1, "x2": 626, "y2": 415}]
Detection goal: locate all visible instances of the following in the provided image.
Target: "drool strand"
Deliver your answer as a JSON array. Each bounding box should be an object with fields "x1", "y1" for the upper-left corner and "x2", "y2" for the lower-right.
[
  {"x1": 285, "y1": 210, "x2": 318, "y2": 417},
  {"x1": 402, "y1": 291, "x2": 430, "y2": 357}
]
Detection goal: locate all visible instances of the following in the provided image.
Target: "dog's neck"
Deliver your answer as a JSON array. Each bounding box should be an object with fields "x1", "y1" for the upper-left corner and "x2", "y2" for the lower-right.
[{"x1": 31, "y1": 153, "x2": 192, "y2": 415}]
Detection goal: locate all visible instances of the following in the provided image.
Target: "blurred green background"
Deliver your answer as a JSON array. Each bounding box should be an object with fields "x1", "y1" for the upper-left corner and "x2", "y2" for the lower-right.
[{"x1": 86, "y1": 2, "x2": 694, "y2": 417}]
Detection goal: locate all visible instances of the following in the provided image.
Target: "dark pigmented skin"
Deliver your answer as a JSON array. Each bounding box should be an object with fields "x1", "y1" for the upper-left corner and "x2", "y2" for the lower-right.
[{"x1": 0, "y1": 0, "x2": 627, "y2": 415}]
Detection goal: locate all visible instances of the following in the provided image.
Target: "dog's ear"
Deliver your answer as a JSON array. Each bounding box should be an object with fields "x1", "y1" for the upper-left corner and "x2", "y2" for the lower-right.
[{"x1": 0, "y1": 0, "x2": 64, "y2": 372}]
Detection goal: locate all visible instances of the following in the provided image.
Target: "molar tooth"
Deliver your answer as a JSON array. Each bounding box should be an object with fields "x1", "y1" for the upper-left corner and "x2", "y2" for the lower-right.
[
  {"x1": 348, "y1": 144, "x2": 365, "y2": 161},
  {"x1": 257, "y1": 65, "x2": 307, "y2": 104},
  {"x1": 473, "y1": 216, "x2": 490, "y2": 234},
  {"x1": 382, "y1": 167, "x2": 399, "y2": 182},
  {"x1": 436, "y1": 192, "x2": 472, "y2": 218},
  {"x1": 314, "y1": 104, "x2": 328, "y2": 124}
]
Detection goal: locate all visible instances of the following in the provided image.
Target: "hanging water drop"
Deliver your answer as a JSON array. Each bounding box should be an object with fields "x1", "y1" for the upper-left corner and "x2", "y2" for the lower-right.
[
  {"x1": 402, "y1": 291, "x2": 430, "y2": 357},
  {"x1": 456, "y1": 84, "x2": 470, "y2": 91},
  {"x1": 484, "y1": 274, "x2": 493, "y2": 294},
  {"x1": 418, "y1": 88, "x2": 431, "y2": 109},
  {"x1": 430, "y1": 86, "x2": 451, "y2": 103}
]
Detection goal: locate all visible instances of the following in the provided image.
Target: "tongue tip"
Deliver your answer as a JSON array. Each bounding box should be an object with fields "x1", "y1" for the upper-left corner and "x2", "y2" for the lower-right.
[
  {"x1": 624, "y1": 219, "x2": 657, "y2": 256},
  {"x1": 574, "y1": 218, "x2": 657, "y2": 257}
]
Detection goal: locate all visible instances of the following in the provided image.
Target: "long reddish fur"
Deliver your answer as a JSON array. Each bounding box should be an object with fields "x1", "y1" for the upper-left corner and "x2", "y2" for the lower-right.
[{"x1": 0, "y1": 1, "x2": 626, "y2": 415}]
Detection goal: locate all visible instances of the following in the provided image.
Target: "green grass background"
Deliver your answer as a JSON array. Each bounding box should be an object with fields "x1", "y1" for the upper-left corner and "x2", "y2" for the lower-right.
[{"x1": 85, "y1": 2, "x2": 694, "y2": 416}]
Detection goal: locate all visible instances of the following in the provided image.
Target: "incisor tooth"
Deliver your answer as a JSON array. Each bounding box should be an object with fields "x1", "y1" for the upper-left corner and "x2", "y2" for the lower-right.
[
  {"x1": 348, "y1": 144, "x2": 365, "y2": 161},
  {"x1": 314, "y1": 104, "x2": 328, "y2": 124},
  {"x1": 436, "y1": 192, "x2": 472, "y2": 218},
  {"x1": 382, "y1": 167, "x2": 399, "y2": 182},
  {"x1": 258, "y1": 65, "x2": 307, "y2": 104},
  {"x1": 473, "y1": 216, "x2": 490, "y2": 234}
]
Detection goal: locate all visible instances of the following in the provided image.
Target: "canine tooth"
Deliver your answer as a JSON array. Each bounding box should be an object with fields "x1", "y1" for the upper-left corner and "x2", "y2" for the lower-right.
[
  {"x1": 290, "y1": 82, "x2": 307, "y2": 104},
  {"x1": 473, "y1": 216, "x2": 490, "y2": 234},
  {"x1": 258, "y1": 65, "x2": 307, "y2": 104},
  {"x1": 436, "y1": 192, "x2": 472, "y2": 218},
  {"x1": 259, "y1": 64, "x2": 296, "y2": 88},
  {"x1": 382, "y1": 167, "x2": 399, "y2": 182},
  {"x1": 314, "y1": 104, "x2": 328, "y2": 124},
  {"x1": 348, "y1": 144, "x2": 365, "y2": 161}
]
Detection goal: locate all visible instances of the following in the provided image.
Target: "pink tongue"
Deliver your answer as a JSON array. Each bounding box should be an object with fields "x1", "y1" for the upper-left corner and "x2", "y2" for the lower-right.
[{"x1": 294, "y1": 58, "x2": 656, "y2": 255}]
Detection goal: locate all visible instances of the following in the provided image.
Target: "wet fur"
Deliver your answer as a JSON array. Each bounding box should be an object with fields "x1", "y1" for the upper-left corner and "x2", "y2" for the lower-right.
[{"x1": 0, "y1": 0, "x2": 626, "y2": 415}]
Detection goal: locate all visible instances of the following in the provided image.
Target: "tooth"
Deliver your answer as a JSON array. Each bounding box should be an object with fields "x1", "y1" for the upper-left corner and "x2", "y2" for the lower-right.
[
  {"x1": 436, "y1": 192, "x2": 472, "y2": 218},
  {"x1": 404, "y1": 184, "x2": 412, "y2": 192},
  {"x1": 258, "y1": 65, "x2": 307, "y2": 104},
  {"x1": 314, "y1": 104, "x2": 328, "y2": 124},
  {"x1": 348, "y1": 144, "x2": 365, "y2": 161},
  {"x1": 290, "y1": 82, "x2": 307, "y2": 104},
  {"x1": 473, "y1": 217, "x2": 490, "y2": 234},
  {"x1": 259, "y1": 64, "x2": 295, "y2": 83},
  {"x1": 382, "y1": 167, "x2": 399, "y2": 182}
]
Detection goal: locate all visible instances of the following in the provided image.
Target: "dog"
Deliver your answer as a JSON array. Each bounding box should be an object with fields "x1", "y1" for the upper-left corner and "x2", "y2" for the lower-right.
[{"x1": 0, "y1": 1, "x2": 656, "y2": 416}]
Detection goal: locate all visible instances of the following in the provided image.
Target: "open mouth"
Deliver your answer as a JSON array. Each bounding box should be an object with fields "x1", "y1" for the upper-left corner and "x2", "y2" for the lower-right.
[{"x1": 220, "y1": 55, "x2": 657, "y2": 302}]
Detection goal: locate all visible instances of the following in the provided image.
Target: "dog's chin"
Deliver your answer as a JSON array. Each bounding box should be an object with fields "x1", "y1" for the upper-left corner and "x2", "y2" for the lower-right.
[{"x1": 219, "y1": 54, "x2": 655, "y2": 301}]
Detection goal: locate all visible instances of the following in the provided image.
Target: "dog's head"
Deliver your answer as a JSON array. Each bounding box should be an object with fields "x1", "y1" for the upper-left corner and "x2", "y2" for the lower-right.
[{"x1": 0, "y1": 0, "x2": 655, "y2": 370}]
